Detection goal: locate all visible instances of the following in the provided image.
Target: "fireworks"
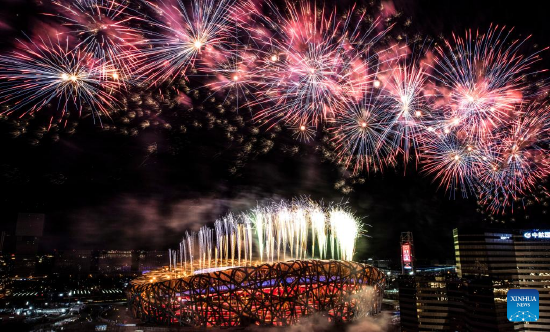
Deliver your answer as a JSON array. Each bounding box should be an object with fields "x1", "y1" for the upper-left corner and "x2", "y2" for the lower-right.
[
  {"x1": 0, "y1": 35, "x2": 121, "y2": 121},
  {"x1": 420, "y1": 26, "x2": 550, "y2": 209},
  {"x1": 199, "y1": 48, "x2": 259, "y2": 107},
  {"x1": 134, "y1": 0, "x2": 239, "y2": 85},
  {"x1": 421, "y1": 132, "x2": 479, "y2": 198},
  {"x1": 168, "y1": 198, "x2": 362, "y2": 276},
  {"x1": 48, "y1": 0, "x2": 142, "y2": 80},
  {"x1": 431, "y1": 26, "x2": 546, "y2": 141},
  {"x1": 330, "y1": 85, "x2": 395, "y2": 174},
  {"x1": 0, "y1": 1, "x2": 550, "y2": 214},
  {"x1": 476, "y1": 103, "x2": 550, "y2": 212},
  {"x1": 382, "y1": 62, "x2": 431, "y2": 162},
  {"x1": 250, "y1": 0, "x2": 392, "y2": 127}
]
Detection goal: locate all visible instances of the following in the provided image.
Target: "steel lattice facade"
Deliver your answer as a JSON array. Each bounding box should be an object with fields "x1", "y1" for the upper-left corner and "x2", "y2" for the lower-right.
[{"x1": 127, "y1": 260, "x2": 385, "y2": 327}]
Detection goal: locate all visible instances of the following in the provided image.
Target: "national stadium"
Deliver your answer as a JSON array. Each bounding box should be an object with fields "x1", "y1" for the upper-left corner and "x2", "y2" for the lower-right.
[{"x1": 127, "y1": 199, "x2": 385, "y2": 327}]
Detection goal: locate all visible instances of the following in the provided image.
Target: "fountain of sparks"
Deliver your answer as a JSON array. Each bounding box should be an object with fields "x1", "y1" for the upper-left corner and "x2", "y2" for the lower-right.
[{"x1": 167, "y1": 199, "x2": 363, "y2": 277}]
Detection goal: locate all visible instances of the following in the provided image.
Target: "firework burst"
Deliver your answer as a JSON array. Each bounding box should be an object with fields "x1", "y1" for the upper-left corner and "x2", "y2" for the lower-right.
[
  {"x1": 0, "y1": 1, "x2": 548, "y2": 215},
  {"x1": 432, "y1": 26, "x2": 547, "y2": 141},
  {"x1": 381, "y1": 62, "x2": 431, "y2": 163},
  {"x1": 134, "y1": 0, "x2": 239, "y2": 85},
  {"x1": 476, "y1": 102, "x2": 550, "y2": 212},
  {"x1": 250, "y1": 0, "x2": 392, "y2": 128},
  {"x1": 48, "y1": 0, "x2": 143, "y2": 81},
  {"x1": 330, "y1": 85, "x2": 395, "y2": 174},
  {"x1": 421, "y1": 131, "x2": 480, "y2": 198},
  {"x1": 291, "y1": 123, "x2": 316, "y2": 142},
  {"x1": 0, "y1": 34, "x2": 121, "y2": 122},
  {"x1": 199, "y1": 48, "x2": 260, "y2": 108}
]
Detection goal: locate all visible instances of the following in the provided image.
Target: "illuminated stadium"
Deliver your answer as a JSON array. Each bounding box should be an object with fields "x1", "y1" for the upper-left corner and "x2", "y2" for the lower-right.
[{"x1": 127, "y1": 199, "x2": 385, "y2": 327}]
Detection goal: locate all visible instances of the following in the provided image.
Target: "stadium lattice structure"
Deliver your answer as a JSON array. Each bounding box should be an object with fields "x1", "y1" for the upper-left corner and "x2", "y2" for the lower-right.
[{"x1": 127, "y1": 259, "x2": 385, "y2": 327}]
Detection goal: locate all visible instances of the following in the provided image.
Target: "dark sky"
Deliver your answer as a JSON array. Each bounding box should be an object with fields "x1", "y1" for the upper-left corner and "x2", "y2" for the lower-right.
[{"x1": 0, "y1": 0, "x2": 549, "y2": 265}]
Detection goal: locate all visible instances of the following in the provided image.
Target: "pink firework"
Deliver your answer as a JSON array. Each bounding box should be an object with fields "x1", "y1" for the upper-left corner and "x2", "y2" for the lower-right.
[
  {"x1": 47, "y1": 0, "x2": 143, "y2": 81},
  {"x1": 476, "y1": 102, "x2": 550, "y2": 212},
  {"x1": 134, "y1": 0, "x2": 239, "y2": 85},
  {"x1": 421, "y1": 130, "x2": 481, "y2": 198},
  {"x1": 432, "y1": 26, "x2": 547, "y2": 141},
  {"x1": 0, "y1": 34, "x2": 122, "y2": 122},
  {"x1": 249, "y1": 0, "x2": 392, "y2": 128},
  {"x1": 330, "y1": 85, "x2": 395, "y2": 174},
  {"x1": 199, "y1": 48, "x2": 260, "y2": 107},
  {"x1": 380, "y1": 62, "x2": 431, "y2": 163}
]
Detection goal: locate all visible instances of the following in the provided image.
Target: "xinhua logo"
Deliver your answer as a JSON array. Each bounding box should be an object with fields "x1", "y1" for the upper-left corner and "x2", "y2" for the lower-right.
[{"x1": 507, "y1": 289, "x2": 539, "y2": 322}]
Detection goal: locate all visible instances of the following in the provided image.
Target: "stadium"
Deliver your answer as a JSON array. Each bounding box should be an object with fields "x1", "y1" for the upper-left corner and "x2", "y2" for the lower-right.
[{"x1": 127, "y1": 199, "x2": 386, "y2": 327}]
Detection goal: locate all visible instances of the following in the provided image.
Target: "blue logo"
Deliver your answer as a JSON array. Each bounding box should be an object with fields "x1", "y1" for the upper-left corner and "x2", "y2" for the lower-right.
[{"x1": 507, "y1": 289, "x2": 539, "y2": 322}]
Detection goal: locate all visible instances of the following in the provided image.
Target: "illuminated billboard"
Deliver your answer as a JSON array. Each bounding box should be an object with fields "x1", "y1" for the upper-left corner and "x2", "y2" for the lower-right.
[
  {"x1": 523, "y1": 231, "x2": 550, "y2": 239},
  {"x1": 402, "y1": 243, "x2": 412, "y2": 269}
]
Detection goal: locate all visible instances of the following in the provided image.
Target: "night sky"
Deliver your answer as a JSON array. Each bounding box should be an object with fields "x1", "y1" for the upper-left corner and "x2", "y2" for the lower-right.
[{"x1": 0, "y1": 0, "x2": 549, "y2": 265}]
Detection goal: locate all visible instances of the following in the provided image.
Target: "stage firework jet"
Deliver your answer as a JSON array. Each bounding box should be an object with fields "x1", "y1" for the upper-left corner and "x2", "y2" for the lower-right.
[
  {"x1": 0, "y1": 34, "x2": 122, "y2": 122},
  {"x1": 167, "y1": 197, "x2": 363, "y2": 276}
]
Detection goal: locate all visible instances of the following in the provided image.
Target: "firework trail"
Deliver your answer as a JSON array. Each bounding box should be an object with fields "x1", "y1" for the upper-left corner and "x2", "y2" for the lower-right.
[
  {"x1": 0, "y1": 34, "x2": 121, "y2": 122},
  {"x1": 47, "y1": 0, "x2": 143, "y2": 81}
]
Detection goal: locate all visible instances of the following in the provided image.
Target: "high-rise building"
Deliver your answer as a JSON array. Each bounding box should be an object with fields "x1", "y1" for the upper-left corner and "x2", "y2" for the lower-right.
[
  {"x1": 401, "y1": 232, "x2": 415, "y2": 275},
  {"x1": 131, "y1": 250, "x2": 167, "y2": 273},
  {"x1": 399, "y1": 275, "x2": 453, "y2": 331},
  {"x1": 97, "y1": 250, "x2": 133, "y2": 274},
  {"x1": 14, "y1": 213, "x2": 44, "y2": 276},
  {"x1": 454, "y1": 228, "x2": 550, "y2": 331},
  {"x1": 398, "y1": 274, "x2": 516, "y2": 331},
  {"x1": 54, "y1": 249, "x2": 92, "y2": 275}
]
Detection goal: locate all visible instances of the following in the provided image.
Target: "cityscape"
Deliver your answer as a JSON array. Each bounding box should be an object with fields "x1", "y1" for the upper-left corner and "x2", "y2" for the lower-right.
[
  {"x1": 1, "y1": 213, "x2": 549, "y2": 331},
  {"x1": 0, "y1": 0, "x2": 550, "y2": 331}
]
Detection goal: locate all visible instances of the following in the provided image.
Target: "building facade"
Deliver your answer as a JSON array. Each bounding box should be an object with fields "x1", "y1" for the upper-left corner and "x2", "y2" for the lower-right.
[
  {"x1": 454, "y1": 228, "x2": 550, "y2": 331},
  {"x1": 14, "y1": 213, "x2": 44, "y2": 277}
]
